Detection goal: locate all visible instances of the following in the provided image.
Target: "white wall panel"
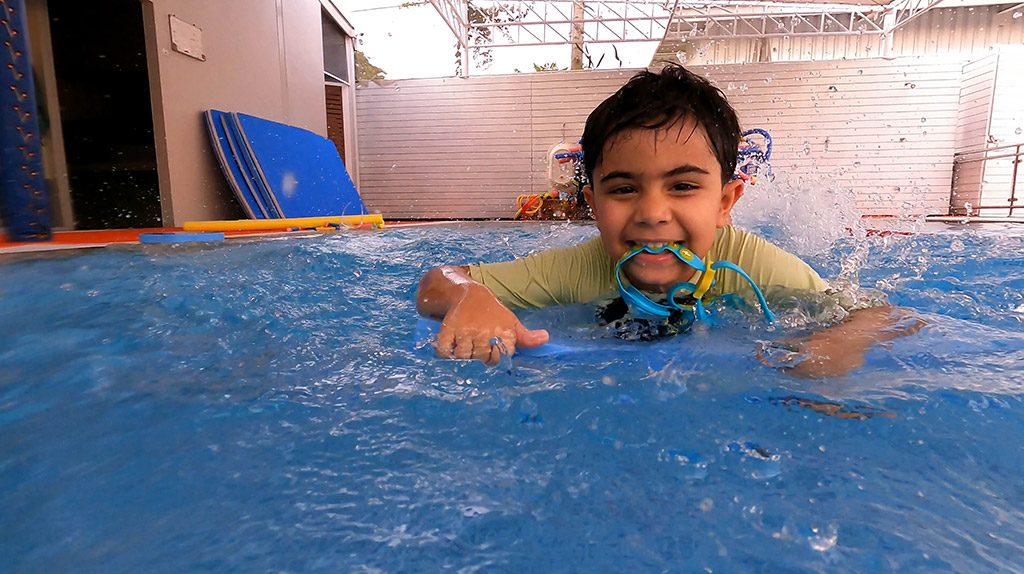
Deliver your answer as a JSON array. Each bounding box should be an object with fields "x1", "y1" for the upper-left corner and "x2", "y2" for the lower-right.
[
  {"x1": 951, "y1": 53, "x2": 997, "y2": 213},
  {"x1": 980, "y1": 46, "x2": 1024, "y2": 216},
  {"x1": 356, "y1": 57, "x2": 962, "y2": 219}
]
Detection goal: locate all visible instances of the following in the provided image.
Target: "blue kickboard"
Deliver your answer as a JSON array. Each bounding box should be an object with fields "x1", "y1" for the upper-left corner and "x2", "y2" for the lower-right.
[
  {"x1": 225, "y1": 113, "x2": 282, "y2": 219},
  {"x1": 204, "y1": 110, "x2": 268, "y2": 219},
  {"x1": 413, "y1": 317, "x2": 747, "y2": 370},
  {"x1": 231, "y1": 112, "x2": 366, "y2": 218}
]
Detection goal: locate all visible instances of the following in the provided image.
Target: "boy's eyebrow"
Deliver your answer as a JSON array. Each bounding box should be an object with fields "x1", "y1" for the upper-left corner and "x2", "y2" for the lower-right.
[
  {"x1": 598, "y1": 164, "x2": 711, "y2": 184},
  {"x1": 664, "y1": 164, "x2": 711, "y2": 177}
]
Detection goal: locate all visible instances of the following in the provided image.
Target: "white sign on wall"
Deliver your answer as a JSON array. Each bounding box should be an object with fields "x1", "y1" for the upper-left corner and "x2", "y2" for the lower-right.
[{"x1": 169, "y1": 15, "x2": 205, "y2": 62}]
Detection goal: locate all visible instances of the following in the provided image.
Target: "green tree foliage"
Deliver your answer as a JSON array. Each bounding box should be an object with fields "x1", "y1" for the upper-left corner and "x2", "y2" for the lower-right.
[
  {"x1": 533, "y1": 62, "x2": 566, "y2": 72},
  {"x1": 454, "y1": 2, "x2": 525, "y2": 76},
  {"x1": 355, "y1": 49, "x2": 386, "y2": 82}
]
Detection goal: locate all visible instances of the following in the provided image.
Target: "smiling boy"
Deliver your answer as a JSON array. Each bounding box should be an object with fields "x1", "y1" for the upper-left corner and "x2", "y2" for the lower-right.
[{"x1": 417, "y1": 64, "x2": 915, "y2": 376}]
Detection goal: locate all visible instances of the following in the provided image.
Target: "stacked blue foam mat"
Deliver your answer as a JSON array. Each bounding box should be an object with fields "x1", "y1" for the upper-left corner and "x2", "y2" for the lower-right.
[
  {"x1": 0, "y1": 0, "x2": 52, "y2": 241},
  {"x1": 204, "y1": 110, "x2": 366, "y2": 218}
]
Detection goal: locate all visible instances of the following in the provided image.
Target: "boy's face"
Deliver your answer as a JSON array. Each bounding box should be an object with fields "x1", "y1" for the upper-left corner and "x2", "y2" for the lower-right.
[{"x1": 583, "y1": 121, "x2": 743, "y2": 293}]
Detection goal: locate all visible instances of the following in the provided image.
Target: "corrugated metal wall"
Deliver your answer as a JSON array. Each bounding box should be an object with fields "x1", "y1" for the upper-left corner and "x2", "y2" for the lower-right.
[
  {"x1": 356, "y1": 56, "x2": 961, "y2": 218},
  {"x1": 355, "y1": 71, "x2": 635, "y2": 219}
]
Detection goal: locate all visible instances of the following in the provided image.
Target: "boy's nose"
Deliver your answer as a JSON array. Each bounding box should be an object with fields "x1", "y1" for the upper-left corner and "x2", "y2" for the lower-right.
[{"x1": 634, "y1": 191, "x2": 671, "y2": 225}]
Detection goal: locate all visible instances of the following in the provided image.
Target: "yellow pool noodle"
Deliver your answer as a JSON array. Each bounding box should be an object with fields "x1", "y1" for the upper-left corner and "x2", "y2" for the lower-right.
[{"x1": 182, "y1": 214, "x2": 384, "y2": 232}]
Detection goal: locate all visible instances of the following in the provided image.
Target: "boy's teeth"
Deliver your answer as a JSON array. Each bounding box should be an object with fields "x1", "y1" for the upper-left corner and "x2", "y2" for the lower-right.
[{"x1": 637, "y1": 241, "x2": 666, "y2": 249}]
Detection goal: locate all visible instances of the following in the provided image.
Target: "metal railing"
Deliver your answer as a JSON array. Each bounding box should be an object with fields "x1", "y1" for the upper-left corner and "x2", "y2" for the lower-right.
[{"x1": 950, "y1": 142, "x2": 1022, "y2": 217}]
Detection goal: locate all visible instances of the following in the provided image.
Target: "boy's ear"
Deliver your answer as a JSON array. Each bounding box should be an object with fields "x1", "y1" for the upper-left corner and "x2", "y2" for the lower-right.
[
  {"x1": 583, "y1": 185, "x2": 597, "y2": 219},
  {"x1": 717, "y1": 179, "x2": 744, "y2": 227}
]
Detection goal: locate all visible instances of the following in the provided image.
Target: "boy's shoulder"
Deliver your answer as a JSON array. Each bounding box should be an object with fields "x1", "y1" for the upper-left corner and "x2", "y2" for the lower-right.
[{"x1": 711, "y1": 225, "x2": 828, "y2": 293}]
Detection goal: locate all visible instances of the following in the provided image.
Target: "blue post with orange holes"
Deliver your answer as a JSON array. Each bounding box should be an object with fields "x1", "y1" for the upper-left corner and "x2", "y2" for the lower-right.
[{"x1": 1, "y1": 0, "x2": 52, "y2": 241}]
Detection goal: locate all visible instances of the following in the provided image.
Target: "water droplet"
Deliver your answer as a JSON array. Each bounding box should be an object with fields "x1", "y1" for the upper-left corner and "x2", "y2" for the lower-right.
[
  {"x1": 390, "y1": 164, "x2": 397, "y2": 170},
  {"x1": 1014, "y1": 11, "x2": 1022, "y2": 19},
  {"x1": 853, "y1": 161, "x2": 862, "y2": 167},
  {"x1": 950, "y1": 239, "x2": 965, "y2": 252},
  {"x1": 802, "y1": 142, "x2": 812, "y2": 155},
  {"x1": 739, "y1": 83, "x2": 748, "y2": 92},
  {"x1": 828, "y1": 85, "x2": 837, "y2": 92},
  {"x1": 699, "y1": 498, "x2": 714, "y2": 512},
  {"x1": 857, "y1": 69, "x2": 863, "y2": 75},
  {"x1": 675, "y1": 50, "x2": 688, "y2": 64},
  {"x1": 1016, "y1": 127, "x2": 1023, "y2": 135},
  {"x1": 727, "y1": 82, "x2": 736, "y2": 90},
  {"x1": 764, "y1": 77, "x2": 773, "y2": 85},
  {"x1": 394, "y1": 86, "x2": 400, "y2": 92},
  {"x1": 920, "y1": 117, "x2": 927, "y2": 123}
]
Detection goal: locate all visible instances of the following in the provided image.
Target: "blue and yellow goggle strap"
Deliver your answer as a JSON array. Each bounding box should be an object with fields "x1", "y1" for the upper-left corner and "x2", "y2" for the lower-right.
[{"x1": 614, "y1": 243, "x2": 776, "y2": 324}]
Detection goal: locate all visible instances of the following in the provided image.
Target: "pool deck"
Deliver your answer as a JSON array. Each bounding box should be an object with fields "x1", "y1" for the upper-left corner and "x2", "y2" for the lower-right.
[
  {"x1": 0, "y1": 221, "x2": 515, "y2": 256},
  {"x1": 1, "y1": 217, "x2": 1021, "y2": 257}
]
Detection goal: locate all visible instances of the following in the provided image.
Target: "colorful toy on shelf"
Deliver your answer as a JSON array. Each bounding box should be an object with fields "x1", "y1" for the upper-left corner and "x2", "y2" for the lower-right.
[
  {"x1": 736, "y1": 128, "x2": 773, "y2": 185},
  {"x1": 515, "y1": 140, "x2": 591, "y2": 221}
]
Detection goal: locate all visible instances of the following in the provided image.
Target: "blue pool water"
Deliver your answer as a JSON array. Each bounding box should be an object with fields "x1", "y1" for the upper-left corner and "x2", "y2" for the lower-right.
[{"x1": 2, "y1": 222, "x2": 1024, "y2": 572}]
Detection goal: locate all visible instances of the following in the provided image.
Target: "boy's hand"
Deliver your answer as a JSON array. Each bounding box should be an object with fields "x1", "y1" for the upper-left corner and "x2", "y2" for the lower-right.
[
  {"x1": 759, "y1": 306, "x2": 924, "y2": 379},
  {"x1": 417, "y1": 266, "x2": 549, "y2": 366},
  {"x1": 436, "y1": 284, "x2": 549, "y2": 365}
]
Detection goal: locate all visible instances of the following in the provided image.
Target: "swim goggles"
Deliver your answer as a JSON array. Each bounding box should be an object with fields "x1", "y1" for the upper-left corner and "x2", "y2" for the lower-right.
[{"x1": 615, "y1": 243, "x2": 776, "y2": 324}]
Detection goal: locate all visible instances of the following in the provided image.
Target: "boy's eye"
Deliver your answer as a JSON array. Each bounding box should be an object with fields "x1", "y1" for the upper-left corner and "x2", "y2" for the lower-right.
[
  {"x1": 672, "y1": 182, "x2": 698, "y2": 192},
  {"x1": 607, "y1": 185, "x2": 636, "y2": 195}
]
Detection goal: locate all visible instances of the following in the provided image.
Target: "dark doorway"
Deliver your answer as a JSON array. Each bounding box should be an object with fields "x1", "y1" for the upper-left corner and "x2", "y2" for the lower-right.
[{"x1": 48, "y1": 0, "x2": 160, "y2": 229}]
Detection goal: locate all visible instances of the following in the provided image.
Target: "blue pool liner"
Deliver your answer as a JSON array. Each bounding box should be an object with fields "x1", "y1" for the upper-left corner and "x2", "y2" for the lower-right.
[
  {"x1": 230, "y1": 112, "x2": 366, "y2": 218},
  {"x1": 139, "y1": 232, "x2": 225, "y2": 244}
]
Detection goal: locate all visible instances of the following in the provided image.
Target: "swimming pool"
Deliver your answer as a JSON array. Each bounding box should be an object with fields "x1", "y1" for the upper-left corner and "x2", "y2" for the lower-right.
[{"x1": 2, "y1": 221, "x2": 1024, "y2": 572}]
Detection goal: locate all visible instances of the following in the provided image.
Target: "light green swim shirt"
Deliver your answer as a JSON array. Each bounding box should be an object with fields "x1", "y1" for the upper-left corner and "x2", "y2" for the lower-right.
[{"x1": 467, "y1": 225, "x2": 828, "y2": 310}]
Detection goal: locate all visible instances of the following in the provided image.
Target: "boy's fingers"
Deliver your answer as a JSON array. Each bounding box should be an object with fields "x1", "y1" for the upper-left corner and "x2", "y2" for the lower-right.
[
  {"x1": 485, "y1": 344, "x2": 502, "y2": 366},
  {"x1": 452, "y1": 334, "x2": 474, "y2": 360},
  {"x1": 434, "y1": 330, "x2": 456, "y2": 359},
  {"x1": 514, "y1": 324, "x2": 549, "y2": 349}
]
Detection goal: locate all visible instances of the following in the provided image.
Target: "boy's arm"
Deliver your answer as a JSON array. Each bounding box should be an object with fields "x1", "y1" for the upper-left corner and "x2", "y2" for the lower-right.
[
  {"x1": 416, "y1": 266, "x2": 549, "y2": 366},
  {"x1": 760, "y1": 305, "x2": 924, "y2": 379}
]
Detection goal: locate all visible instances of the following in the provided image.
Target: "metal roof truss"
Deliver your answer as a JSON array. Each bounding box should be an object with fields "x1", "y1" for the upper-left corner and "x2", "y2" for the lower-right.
[{"x1": 429, "y1": 0, "x2": 952, "y2": 50}]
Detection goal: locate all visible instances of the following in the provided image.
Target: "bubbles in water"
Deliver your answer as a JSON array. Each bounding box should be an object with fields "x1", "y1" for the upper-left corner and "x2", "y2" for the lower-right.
[
  {"x1": 807, "y1": 524, "x2": 839, "y2": 552},
  {"x1": 727, "y1": 82, "x2": 736, "y2": 90},
  {"x1": 950, "y1": 239, "x2": 965, "y2": 252},
  {"x1": 519, "y1": 397, "x2": 540, "y2": 423},
  {"x1": 675, "y1": 50, "x2": 688, "y2": 64}
]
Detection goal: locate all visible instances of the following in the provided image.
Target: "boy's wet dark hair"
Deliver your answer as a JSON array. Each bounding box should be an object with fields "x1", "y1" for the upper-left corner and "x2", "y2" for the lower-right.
[{"x1": 581, "y1": 63, "x2": 741, "y2": 186}]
